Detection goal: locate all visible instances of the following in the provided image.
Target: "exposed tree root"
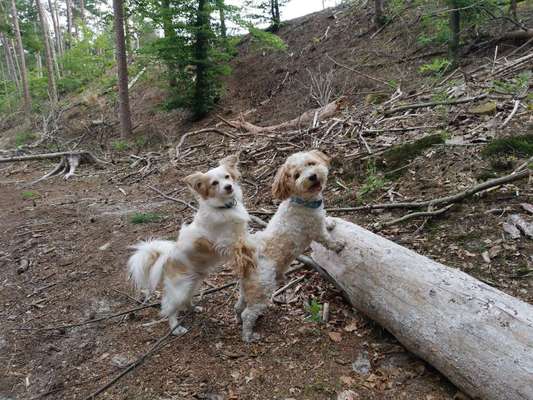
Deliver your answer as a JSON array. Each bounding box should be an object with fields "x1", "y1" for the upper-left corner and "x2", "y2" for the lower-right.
[{"x1": 0, "y1": 151, "x2": 109, "y2": 183}]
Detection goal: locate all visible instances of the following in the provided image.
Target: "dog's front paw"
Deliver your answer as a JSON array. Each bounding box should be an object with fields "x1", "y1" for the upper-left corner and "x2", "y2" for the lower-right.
[
  {"x1": 242, "y1": 331, "x2": 261, "y2": 343},
  {"x1": 326, "y1": 218, "x2": 336, "y2": 232},
  {"x1": 329, "y1": 239, "x2": 345, "y2": 254},
  {"x1": 171, "y1": 325, "x2": 189, "y2": 336}
]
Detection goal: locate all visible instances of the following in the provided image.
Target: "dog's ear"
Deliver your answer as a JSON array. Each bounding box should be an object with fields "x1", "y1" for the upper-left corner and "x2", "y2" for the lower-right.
[
  {"x1": 272, "y1": 163, "x2": 292, "y2": 200},
  {"x1": 183, "y1": 172, "x2": 209, "y2": 198},
  {"x1": 310, "y1": 149, "x2": 331, "y2": 166},
  {"x1": 219, "y1": 154, "x2": 241, "y2": 180}
]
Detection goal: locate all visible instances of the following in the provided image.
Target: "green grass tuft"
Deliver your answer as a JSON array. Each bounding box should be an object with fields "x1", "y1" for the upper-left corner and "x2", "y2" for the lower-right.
[
  {"x1": 111, "y1": 140, "x2": 130, "y2": 152},
  {"x1": 130, "y1": 212, "x2": 163, "y2": 224},
  {"x1": 482, "y1": 134, "x2": 533, "y2": 158},
  {"x1": 358, "y1": 161, "x2": 387, "y2": 199},
  {"x1": 21, "y1": 191, "x2": 40, "y2": 200},
  {"x1": 15, "y1": 132, "x2": 36, "y2": 147}
]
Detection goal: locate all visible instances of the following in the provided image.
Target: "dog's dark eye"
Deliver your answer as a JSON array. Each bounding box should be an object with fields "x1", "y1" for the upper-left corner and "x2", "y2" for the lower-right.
[
  {"x1": 225, "y1": 174, "x2": 230, "y2": 179},
  {"x1": 294, "y1": 173, "x2": 300, "y2": 180},
  {"x1": 211, "y1": 181, "x2": 219, "y2": 186},
  {"x1": 307, "y1": 161, "x2": 316, "y2": 166}
]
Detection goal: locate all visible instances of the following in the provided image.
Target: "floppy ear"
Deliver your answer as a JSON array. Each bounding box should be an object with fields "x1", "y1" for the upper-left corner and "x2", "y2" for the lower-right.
[
  {"x1": 183, "y1": 172, "x2": 209, "y2": 198},
  {"x1": 219, "y1": 154, "x2": 241, "y2": 180},
  {"x1": 272, "y1": 163, "x2": 292, "y2": 200},
  {"x1": 310, "y1": 149, "x2": 331, "y2": 166}
]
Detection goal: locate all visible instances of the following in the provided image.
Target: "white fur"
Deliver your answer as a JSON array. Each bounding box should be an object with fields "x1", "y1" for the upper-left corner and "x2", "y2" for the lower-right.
[
  {"x1": 128, "y1": 159, "x2": 251, "y2": 334},
  {"x1": 236, "y1": 151, "x2": 345, "y2": 342}
]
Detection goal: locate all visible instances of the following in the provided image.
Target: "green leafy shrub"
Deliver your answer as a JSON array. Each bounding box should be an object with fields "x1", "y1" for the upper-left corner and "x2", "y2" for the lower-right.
[
  {"x1": 112, "y1": 140, "x2": 130, "y2": 151},
  {"x1": 358, "y1": 161, "x2": 387, "y2": 198},
  {"x1": 15, "y1": 131, "x2": 36, "y2": 147},
  {"x1": 419, "y1": 57, "x2": 451, "y2": 75},
  {"x1": 482, "y1": 134, "x2": 533, "y2": 158}
]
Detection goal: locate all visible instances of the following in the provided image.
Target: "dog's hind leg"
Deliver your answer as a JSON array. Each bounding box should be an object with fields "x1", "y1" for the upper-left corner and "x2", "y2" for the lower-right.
[
  {"x1": 241, "y1": 303, "x2": 267, "y2": 342},
  {"x1": 161, "y1": 276, "x2": 196, "y2": 335},
  {"x1": 234, "y1": 282, "x2": 247, "y2": 324}
]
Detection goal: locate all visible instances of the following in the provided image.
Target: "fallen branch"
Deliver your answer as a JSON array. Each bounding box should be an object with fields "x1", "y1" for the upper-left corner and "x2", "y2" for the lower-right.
[
  {"x1": 376, "y1": 204, "x2": 454, "y2": 229},
  {"x1": 325, "y1": 168, "x2": 531, "y2": 212},
  {"x1": 175, "y1": 128, "x2": 236, "y2": 161},
  {"x1": 83, "y1": 323, "x2": 188, "y2": 400},
  {"x1": 501, "y1": 100, "x2": 520, "y2": 128},
  {"x1": 383, "y1": 94, "x2": 487, "y2": 116},
  {"x1": 0, "y1": 151, "x2": 108, "y2": 164},
  {"x1": 146, "y1": 185, "x2": 196, "y2": 211},
  {"x1": 228, "y1": 98, "x2": 345, "y2": 134}
]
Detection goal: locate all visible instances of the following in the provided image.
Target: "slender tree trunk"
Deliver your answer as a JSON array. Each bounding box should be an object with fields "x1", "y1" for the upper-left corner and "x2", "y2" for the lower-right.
[
  {"x1": 112, "y1": 0, "x2": 132, "y2": 138},
  {"x1": 124, "y1": 15, "x2": 132, "y2": 58},
  {"x1": 161, "y1": 0, "x2": 177, "y2": 87},
  {"x1": 48, "y1": 0, "x2": 61, "y2": 55},
  {"x1": 36, "y1": 0, "x2": 59, "y2": 104},
  {"x1": 448, "y1": 0, "x2": 460, "y2": 67},
  {"x1": 10, "y1": 38, "x2": 22, "y2": 86},
  {"x1": 36, "y1": 51, "x2": 43, "y2": 77},
  {"x1": 192, "y1": 0, "x2": 210, "y2": 120},
  {"x1": 53, "y1": 0, "x2": 64, "y2": 55},
  {"x1": 374, "y1": 0, "x2": 385, "y2": 27},
  {"x1": 216, "y1": 0, "x2": 227, "y2": 40},
  {"x1": 271, "y1": 0, "x2": 280, "y2": 32},
  {"x1": 0, "y1": 33, "x2": 20, "y2": 90},
  {"x1": 66, "y1": 0, "x2": 73, "y2": 48},
  {"x1": 10, "y1": 0, "x2": 32, "y2": 116},
  {"x1": 79, "y1": 0, "x2": 85, "y2": 24},
  {"x1": 0, "y1": 58, "x2": 13, "y2": 111},
  {"x1": 509, "y1": 0, "x2": 517, "y2": 20}
]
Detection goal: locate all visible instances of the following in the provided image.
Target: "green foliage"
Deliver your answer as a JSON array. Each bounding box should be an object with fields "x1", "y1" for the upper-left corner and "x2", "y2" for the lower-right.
[
  {"x1": 248, "y1": 26, "x2": 287, "y2": 52},
  {"x1": 419, "y1": 57, "x2": 451, "y2": 75},
  {"x1": 482, "y1": 134, "x2": 533, "y2": 158},
  {"x1": 111, "y1": 140, "x2": 130, "y2": 151},
  {"x1": 358, "y1": 161, "x2": 387, "y2": 198},
  {"x1": 130, "y1": 212, "x2": 164, "y2": 224},
  {"x1": 15, "y1": 131, "x2": 36, "y2": 147},
  {"x1": 305, "y1": 298, "x2": 323, "y2": 323},
  {"x1": 492, "y1": 71, "x2": 531, "y2": 96},
  {"x1": 21, "y1": 190, "x2": 40, "y2": 200}
]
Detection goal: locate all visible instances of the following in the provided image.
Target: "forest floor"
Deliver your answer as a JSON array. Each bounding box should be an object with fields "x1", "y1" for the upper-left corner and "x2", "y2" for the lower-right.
[{"x1": 0, "y1": 3, "x2": 532, "y2": 400}]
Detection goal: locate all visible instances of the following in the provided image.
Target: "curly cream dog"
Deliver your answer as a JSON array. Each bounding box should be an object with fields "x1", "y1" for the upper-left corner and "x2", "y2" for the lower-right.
[
  {"x1": 128, "y1": 155, "x2": 252, "y2": 334},
  {"x1": 235, "y1": 150, "x2": 344, "y2": 342}
]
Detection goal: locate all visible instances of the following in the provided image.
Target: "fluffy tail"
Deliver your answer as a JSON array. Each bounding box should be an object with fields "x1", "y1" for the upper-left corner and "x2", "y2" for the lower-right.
[{"x1": 127, "y1": 240, "x2": 176, "y2": 293}]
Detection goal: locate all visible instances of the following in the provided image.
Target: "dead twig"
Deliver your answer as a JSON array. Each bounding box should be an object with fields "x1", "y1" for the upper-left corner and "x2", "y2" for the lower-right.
[
  {"x1": 383, "y1": 94, "x2": 488, "y2": 116},
  {"x1": 500, "y1": 100, "x2": 520, "y2": 128},
  {"x1": 376, "y1": 204, "x2": 454, "y2": 229},
  {"x1": 175, "y1": 128, "x2": 236, "y2": 161},
  {"x1": 326, "y1": 54, "x2": 395, "y2": 89},
  {"x1": 146, "y1": 185, "x2": 197, "y2": 211}
]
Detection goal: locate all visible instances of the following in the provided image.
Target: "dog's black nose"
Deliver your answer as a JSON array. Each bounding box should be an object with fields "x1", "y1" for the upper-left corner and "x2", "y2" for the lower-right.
[
  {"x1": 224, "y1": 184, "x2": 233, "y2": 193},
  {"x1": 309, "y1": 174, "x2": 318, "y2": 182}
]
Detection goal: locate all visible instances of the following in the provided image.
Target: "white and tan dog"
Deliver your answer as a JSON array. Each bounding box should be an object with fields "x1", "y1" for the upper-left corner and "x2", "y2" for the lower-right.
[
  {"x1": 128, "y1": 155, "x2": 253, "y2": 334},
  {"x1": 235, "y1": 150, "x2": 344, "y2": 342}
]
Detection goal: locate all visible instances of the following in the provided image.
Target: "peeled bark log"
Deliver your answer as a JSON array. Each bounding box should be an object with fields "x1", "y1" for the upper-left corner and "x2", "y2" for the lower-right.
[
  {"x1": 311, "y1": 218, "x2": 533, "y2": 400},
  {"x1": 230, "y1": 98, "x2": 345, "y2": 134}
]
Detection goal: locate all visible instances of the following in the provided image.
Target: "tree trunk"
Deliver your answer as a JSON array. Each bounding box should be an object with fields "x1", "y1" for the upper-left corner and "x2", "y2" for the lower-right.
[
  {"x1": 311, "y1": 218, "x2": 533, "y2": 400},
  {"x1": 112, "y1": 0, "x2": 133, "y2": 138},
  {"x1": 79, "y1": 0, "x2": 85, "y2": 24},
  {"x1": 271, "y1": 0, "x2": 280, "y2": 32},
  {"x1": 48, "y1": 0, "x2": 62, "y2": 56},
  {"x1": 36, "y1": 0, "x2": 58, "y2": 105},
  {"x1": 509, "y1": 0, "x2": 517, "y2": 20},
  {"x1": 36, "y1": 51, "x2": 43, "y2": 77},
  {"x1": 374, "y1": 0, "x2": 384, "y2": 27},
  {"x1": 216, "y1": 0, "x2": 227, "y2": 40},
  {"x1": 10, "y1": 0, "x2": 32, "y2": 117},
  {"x1": 161, "y1": 0, "x2": 177, "y2": 87},
  {"x1": 65, "y1": 0, "x2": 73, "y2": 48},
  {"x1": 448, "y1": 0, "x2": 460, "y2": 67},
  {"x1": 192, "y1": 0, "x2": 210, "y2": 120},
  {"x1": 0, "y1": 33, "x2": 20, "y2": 90}
]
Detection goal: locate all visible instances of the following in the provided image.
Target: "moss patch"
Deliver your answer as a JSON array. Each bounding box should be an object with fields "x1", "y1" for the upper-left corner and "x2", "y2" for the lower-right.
[
  {"x1": 381, "y1": 133, "x2": 445, "y2": 169},
  {"x1": 130, "y1": 212, "x2": 163, "y2": 224},
  {"x1": 482, "y1": 134, "x2": 533, "y2": 158}
]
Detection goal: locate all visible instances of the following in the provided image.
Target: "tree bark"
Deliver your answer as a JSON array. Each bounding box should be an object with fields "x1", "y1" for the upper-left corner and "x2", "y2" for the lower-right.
[
  {"x1": 161, "y1": 0, "x2": 177, "y2": 87},
  {"x1": 0, "y1": 33, "x2": 20, "y2": 90},
  {"x1": 271, "y1": 0, "x2": 280, "y2": 32},
  {"x1": 311, "y1": 218, "x2": 533, "y2": 400},
  {"x1": 192, "y1": 0, "x2": 211, "y2": 120},
  {"x1": 10, "y1": 0, "x2": 32, "y2": 117},
  {"x1": 112, "y1": 0, "x2": 133, "y2": 138},
  {"x1": 65, "y1": 0, "x2": 73, "y2": 48},
  {"x1": 374, "y1": 0, "x2": 384, "y2": 27},
  {"x1": 509, "y1": 0, "x2": 517, "y2": 20},
  {"x1": 48, "y1": 0, "x2": 62, "y2": 56},
  {"x1": 79, "y1": 0, "x2": 85, "y2": 24},
  {"x1": 216, "y1": 0, "x2": 227, "y2": 40},
  {"x1": 36, "y1": 0, "x2": 58, "y2": 105},
  {"x1": 448, "y1": 0, "x2": 460, "y2": 66}
]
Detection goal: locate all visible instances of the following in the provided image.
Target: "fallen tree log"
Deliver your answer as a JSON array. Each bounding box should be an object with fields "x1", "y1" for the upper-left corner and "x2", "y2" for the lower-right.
[
  {"x1": 227, "y1": 97, "x2": 345, "y2": 134},
  {"x1": 311, "y1": 218, "x2": 533, "y2": 400}
]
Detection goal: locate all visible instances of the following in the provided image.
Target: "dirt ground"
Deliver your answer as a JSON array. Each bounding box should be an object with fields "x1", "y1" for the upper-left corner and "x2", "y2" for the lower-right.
[{"x1": 1, "y1": 2, "x2": 532, "y2": 400}]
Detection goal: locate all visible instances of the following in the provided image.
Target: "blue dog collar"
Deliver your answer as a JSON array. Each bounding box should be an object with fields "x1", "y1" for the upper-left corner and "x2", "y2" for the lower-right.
[{"x1": 290, "y1": 197, "x2": 323, "y2": 209}]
